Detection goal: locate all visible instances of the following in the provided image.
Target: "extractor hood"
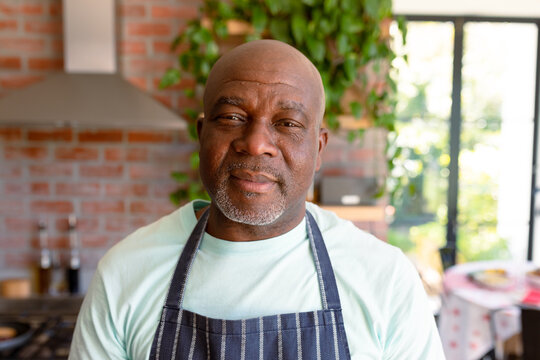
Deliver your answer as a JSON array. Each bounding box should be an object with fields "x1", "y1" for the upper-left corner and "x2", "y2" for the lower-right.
[{"x1": 0, "y1": 0, "x2": 186, "y2": 129}]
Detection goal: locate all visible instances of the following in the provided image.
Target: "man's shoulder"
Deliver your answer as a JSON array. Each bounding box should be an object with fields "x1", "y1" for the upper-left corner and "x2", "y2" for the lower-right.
[{"x1": 306, "y1": 201, "x2": 408, "y2": 275}]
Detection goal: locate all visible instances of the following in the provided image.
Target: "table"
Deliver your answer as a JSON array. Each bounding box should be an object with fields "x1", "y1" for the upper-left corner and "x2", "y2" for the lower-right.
[{"x1": 438, "y1": 260, "x2": 538, "y2": 360}]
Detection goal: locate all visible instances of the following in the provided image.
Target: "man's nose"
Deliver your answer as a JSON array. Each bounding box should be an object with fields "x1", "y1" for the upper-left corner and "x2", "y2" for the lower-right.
[{"x1": 232, "y1": 121, "x2": 278, "y2": 157}]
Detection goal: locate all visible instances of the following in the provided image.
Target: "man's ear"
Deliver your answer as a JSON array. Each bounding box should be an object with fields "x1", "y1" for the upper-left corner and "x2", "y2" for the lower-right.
[
  {"x1": 196, "y1": 115, "x2": 204, "y2": 140},
  {"x1": 315, "y1": 127, "x2": 329, "y2": 171}
]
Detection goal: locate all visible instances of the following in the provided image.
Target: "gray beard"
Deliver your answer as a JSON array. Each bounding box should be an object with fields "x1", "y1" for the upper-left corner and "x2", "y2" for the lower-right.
[{"x1": 213, "y1": 165, "x2": 287, "y2": 226}]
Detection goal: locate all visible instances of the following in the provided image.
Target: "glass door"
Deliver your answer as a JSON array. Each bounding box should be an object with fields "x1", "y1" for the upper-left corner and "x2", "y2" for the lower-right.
[
  {"x1": 458, "y1": 22, "x2": 537, "y2": 262},
  {"x1": 390, "y1": 21, "x2": 454, "y2": 272}
]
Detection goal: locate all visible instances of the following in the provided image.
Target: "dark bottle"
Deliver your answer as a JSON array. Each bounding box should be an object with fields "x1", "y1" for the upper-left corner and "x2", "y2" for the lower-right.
[
  {"x1": 66, "y1": 214, "x2": 80, "y2": 294},
  {"x1": 37, "y1": 220, "x2": 51, "y2": 295}
]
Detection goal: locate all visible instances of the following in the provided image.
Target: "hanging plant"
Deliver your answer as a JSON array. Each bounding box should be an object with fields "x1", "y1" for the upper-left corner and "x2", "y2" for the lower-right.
[{"x1": 160, "y1": 0, "x2": 407, "y2": 205}]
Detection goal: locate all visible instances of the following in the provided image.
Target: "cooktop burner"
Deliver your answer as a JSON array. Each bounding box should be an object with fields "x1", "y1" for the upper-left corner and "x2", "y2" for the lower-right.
[
  {"x1": 0, "y1": 314, "x2": 76, "y2": 359},
  {"x1": 0, "y1": 297, "x2": 83, "y2": 360}
]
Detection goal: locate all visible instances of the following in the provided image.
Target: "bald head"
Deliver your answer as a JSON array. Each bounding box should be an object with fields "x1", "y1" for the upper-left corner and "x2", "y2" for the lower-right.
[{"x1": 203, "y1": 40, "x2": 326, "y2": 125}]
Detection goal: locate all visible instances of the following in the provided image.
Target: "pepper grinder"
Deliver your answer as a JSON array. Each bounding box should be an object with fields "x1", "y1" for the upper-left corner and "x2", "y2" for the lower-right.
[{"x1": 37, "y1": 220, "x2": 51, "y2": 295}]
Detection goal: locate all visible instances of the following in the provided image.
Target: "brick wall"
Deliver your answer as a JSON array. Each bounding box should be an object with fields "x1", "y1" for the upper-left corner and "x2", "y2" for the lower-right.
[
  {"x1": 0, "y1": 126, "x2": 195, "y2": 289},
  {"x1": 0, "y1": 0, "x2": 388, "y2": 291}
]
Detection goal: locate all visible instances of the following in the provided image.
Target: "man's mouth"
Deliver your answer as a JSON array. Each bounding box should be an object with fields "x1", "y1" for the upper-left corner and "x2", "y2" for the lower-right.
[{"x1": 229, "y1": 168, "x2": 278, "y2": 193}]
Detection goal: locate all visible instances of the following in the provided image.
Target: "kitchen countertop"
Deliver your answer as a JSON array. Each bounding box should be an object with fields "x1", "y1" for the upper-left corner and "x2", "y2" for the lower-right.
[{"x1": 0, "y1": 296, "x2": 84, "y2": 316}]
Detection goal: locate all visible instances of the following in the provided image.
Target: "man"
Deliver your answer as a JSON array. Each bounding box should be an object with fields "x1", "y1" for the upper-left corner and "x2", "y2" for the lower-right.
[{"x1": 70, "y1": 40, "x2": 444, "y2": 359}]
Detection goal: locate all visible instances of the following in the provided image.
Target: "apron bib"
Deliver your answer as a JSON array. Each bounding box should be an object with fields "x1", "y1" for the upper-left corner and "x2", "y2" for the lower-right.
[{"x1": 149, "y1": 210, "x2": 351, "y2": 360}]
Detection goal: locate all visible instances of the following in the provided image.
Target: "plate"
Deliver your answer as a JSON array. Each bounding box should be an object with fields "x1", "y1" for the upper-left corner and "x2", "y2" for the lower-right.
[
  {"x1": 0, "y1": 321, "x2": 33, "y2": 351},
  {"x1": 468, "y1": 268, "x2": 514, "y2": 290},
  {"x1": 526, "y1": 269, "x2": 540, "y2": 288}
]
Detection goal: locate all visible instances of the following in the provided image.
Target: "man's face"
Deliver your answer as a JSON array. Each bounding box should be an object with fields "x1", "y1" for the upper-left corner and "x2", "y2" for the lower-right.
[{"x1": 198, "y1": 60, "x2": 327, "y2": 227}]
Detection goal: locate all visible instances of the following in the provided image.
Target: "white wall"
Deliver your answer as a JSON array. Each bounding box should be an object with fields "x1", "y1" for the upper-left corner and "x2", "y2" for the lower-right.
[{"x1": 394, "y1": 0, "x2": 540, "y2": 17}]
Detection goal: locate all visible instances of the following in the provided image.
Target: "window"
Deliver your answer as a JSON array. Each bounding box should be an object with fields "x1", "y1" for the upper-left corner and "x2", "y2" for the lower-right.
[{"x1": 389, "y1": 17, "x2": 540, "y2": 271}]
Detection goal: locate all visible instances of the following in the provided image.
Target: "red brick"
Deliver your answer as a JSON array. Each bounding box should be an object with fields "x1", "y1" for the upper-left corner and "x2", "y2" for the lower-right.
[
  {"x1": 0, "y1": 3, "x2": 16, "y2": 15},
  {"x1": 25, "y1": 20, "x2": 62, "y2": 34},
  {"x1": 55, "y1": 183, "x2": 101, "y2": 196},
  {"x1": 4, "y1": 217, "x2": 37, "y2": 233},
  {"x1": 0, "y1": 200, "x2": 24, "y2": 215},
  {"x1": 128, "y1": 58, "x2": 172, "y2": 74},
  {"x1": 348, "y1": 148, "x2": 376, "y2": 162},
  {"x1": 127, "y1": 22, "x2": 171, "y2": 36},
  {"x1": 104, "y1": 147, "x2": 148, "y2": 161},
  {"x1": 126, "y1": 76, "x2": 147, "y2": 91},
  {"x1": 104, "y1": 217, "x2": 148, "y2": 233},
  {"x1": 0, "y1": 38, "x2": 45, "y2": 53},
  {"x1": 49, "y1": 3, "x2": 62, "y2": 16},
  {"x1": 105, "y1": 183, "x2": 148, "y2": 197},
  {"x1": 29, "y1": 235, "x2": 69, "y2": 249},
  {"x1": 0, "y1": 236, "x2": 28, "y2": 249},
  {"x1": 120, "y1": 4, "x2": 146, "y2": 17},
  {"x1": 0, "y1": 75, "x2": 44, "y2": 89},
  {"x1": 27, "y1": 128, "x2": 72, "y2": 141},
  {"x1": 80, "y1": 164, "x2": 124, "y2": 178},
  {"x1": 31, "y1": 200, "x2": 74, "y2": 214},
  {"x1": 0, "y1": 128, "x2": 22, "y2": 141},
  {"x1": 129, "y1": 164, "x2": 177, "y2": 180},
  {"x1": 128, "y1": 131, "x2": 173, "y2": 143},
  {"x1": 28, "y1": 57, "x2": 64, "y2": 70},
  {"x1": 4, "y1": 145, "x2": 48, "y2": 160},
  {"x1": 151, "y1": 5, "x2": 198, "y2": 19},
  {"x1": 21, "y1": 4, "x2": 44, "y2": 15},
  {"x1": 0, "y1": 165, "x2": 23, "y2": 179},
  {"x1": 0, "y1": 20, "x2": 17, "y2": 31},
  {"x1": 78, "y1": 130, "x2": 123, "y2": 142},
  {"x1": 322, "y1": 147, "x2": 346, "y2": 163},
  {"x1": 153, "y1": 41, "x2": 171, "y2": 54},
  {"x1": 55, "y1": 147, "x2": 99, "y2": 161},
  {"x1": 5, "y1": 251, "x2": 35, "y2": 268},
  {"x1": 151, "y1": 182, "x2": 179, "y2": 197},
  {"x1": 51, "y1": 39, "x2": 63, "y2": 52},
  {"x1": 120, "y1": 41, "x2": 146, "y2": 55},
  {"x1": 176, "y1": 95, "x2": 199, "y2": 111},
  {"x1": 29, "y1": 163, "x2": 73, "y2": 177},
  {"x1": 130, "y1": 200, "x2": 175, "y2": 214},
  {"x1": 149, "y1": 145, "x2": 192, "y2": 162},
  {"x1": 152, "y1": 94, "x2": 172, "y2": 108},
  {"x1": 54, "y1": 217, "x2": 99, "y2": 232},
  {"x1": 4, "y1": 182, "x2": 50, "y2": 195},
  {"x1": 81, "y1": 234, "x2": 109, "y2": 247},
  {"x1": 0, "y1": 56, "x2": 21, "y2": 69},
  {"x1": 81, "y1": 200, "x2": 125, "y2": 214}
]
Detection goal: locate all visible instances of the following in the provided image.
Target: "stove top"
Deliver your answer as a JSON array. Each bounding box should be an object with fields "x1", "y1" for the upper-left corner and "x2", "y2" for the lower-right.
[
  {"x1": 0, "y1": 314, "x2": 76, "y2": 359},
  {"x1": 0, "y1": 297, "x2": 83, "y2": 360}
]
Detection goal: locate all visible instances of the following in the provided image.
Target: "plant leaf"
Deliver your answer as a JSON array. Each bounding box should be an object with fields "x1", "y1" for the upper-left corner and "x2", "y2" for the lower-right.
[
  {"x1": 343, "y1": 53, "x2": 357, "y2": 83},
  {"x1": 252, "y1": 6, "x2": 267, "y2": 33},
  {"x1": 306, "y1": 37, "x2": 325, "y2": 63},
  {"x1": 159, "y1": 68, "x2": 181, "y2": 89},
  {"x1": 291, "y1": 12, "x2": 307, "y2": 44},
  {"x1": 350, "y1": 101, "x2": 362, "y2": 119}
]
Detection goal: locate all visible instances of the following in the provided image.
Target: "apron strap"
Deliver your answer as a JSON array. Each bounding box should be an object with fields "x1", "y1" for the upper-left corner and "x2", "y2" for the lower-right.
[
  {"x1": 306, "y1": 211, "x2": 343, "y2": 310},
  {"x1": 164, "y1": 208, "x2": 209, "y2": 308},
  {"x1": 164, "y1": 208, "x2": 343, "y2": 311}
]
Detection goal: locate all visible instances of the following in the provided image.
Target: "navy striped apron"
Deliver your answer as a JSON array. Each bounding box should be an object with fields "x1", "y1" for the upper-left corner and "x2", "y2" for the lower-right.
[{"x1": 149, "y1": 210, "x2": 351, "y2": 360}]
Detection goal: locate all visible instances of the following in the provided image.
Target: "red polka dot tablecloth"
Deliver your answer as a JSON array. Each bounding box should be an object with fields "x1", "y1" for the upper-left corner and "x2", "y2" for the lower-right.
[{"x1": 439, "y1": 260, "x2": 538, "y2": 360}]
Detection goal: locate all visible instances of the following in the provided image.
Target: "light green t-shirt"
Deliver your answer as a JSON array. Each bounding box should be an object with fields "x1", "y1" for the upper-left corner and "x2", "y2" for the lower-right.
[{"x1": 69, "y1": 201, "x2": 444, "y2": 359}]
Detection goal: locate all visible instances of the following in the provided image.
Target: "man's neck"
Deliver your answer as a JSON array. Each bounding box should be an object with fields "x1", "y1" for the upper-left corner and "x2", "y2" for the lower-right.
[{"x1": 200, "y1": 202, "x2": 306, "y2": 241}]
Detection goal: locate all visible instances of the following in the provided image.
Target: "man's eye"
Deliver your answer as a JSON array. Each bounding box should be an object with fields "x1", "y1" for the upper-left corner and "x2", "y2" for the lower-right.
[
  {"x1": 217, "y1": 115, "x2": 243, "y2": 122},
  {"x1": 277, "y1": 120, "x2": 300, "y2": 128}
]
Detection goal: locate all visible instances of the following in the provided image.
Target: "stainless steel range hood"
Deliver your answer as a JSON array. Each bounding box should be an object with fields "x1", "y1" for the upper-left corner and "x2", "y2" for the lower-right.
[{"x1": 0, "y1": 0, "x2": 186, "y2": 129}]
